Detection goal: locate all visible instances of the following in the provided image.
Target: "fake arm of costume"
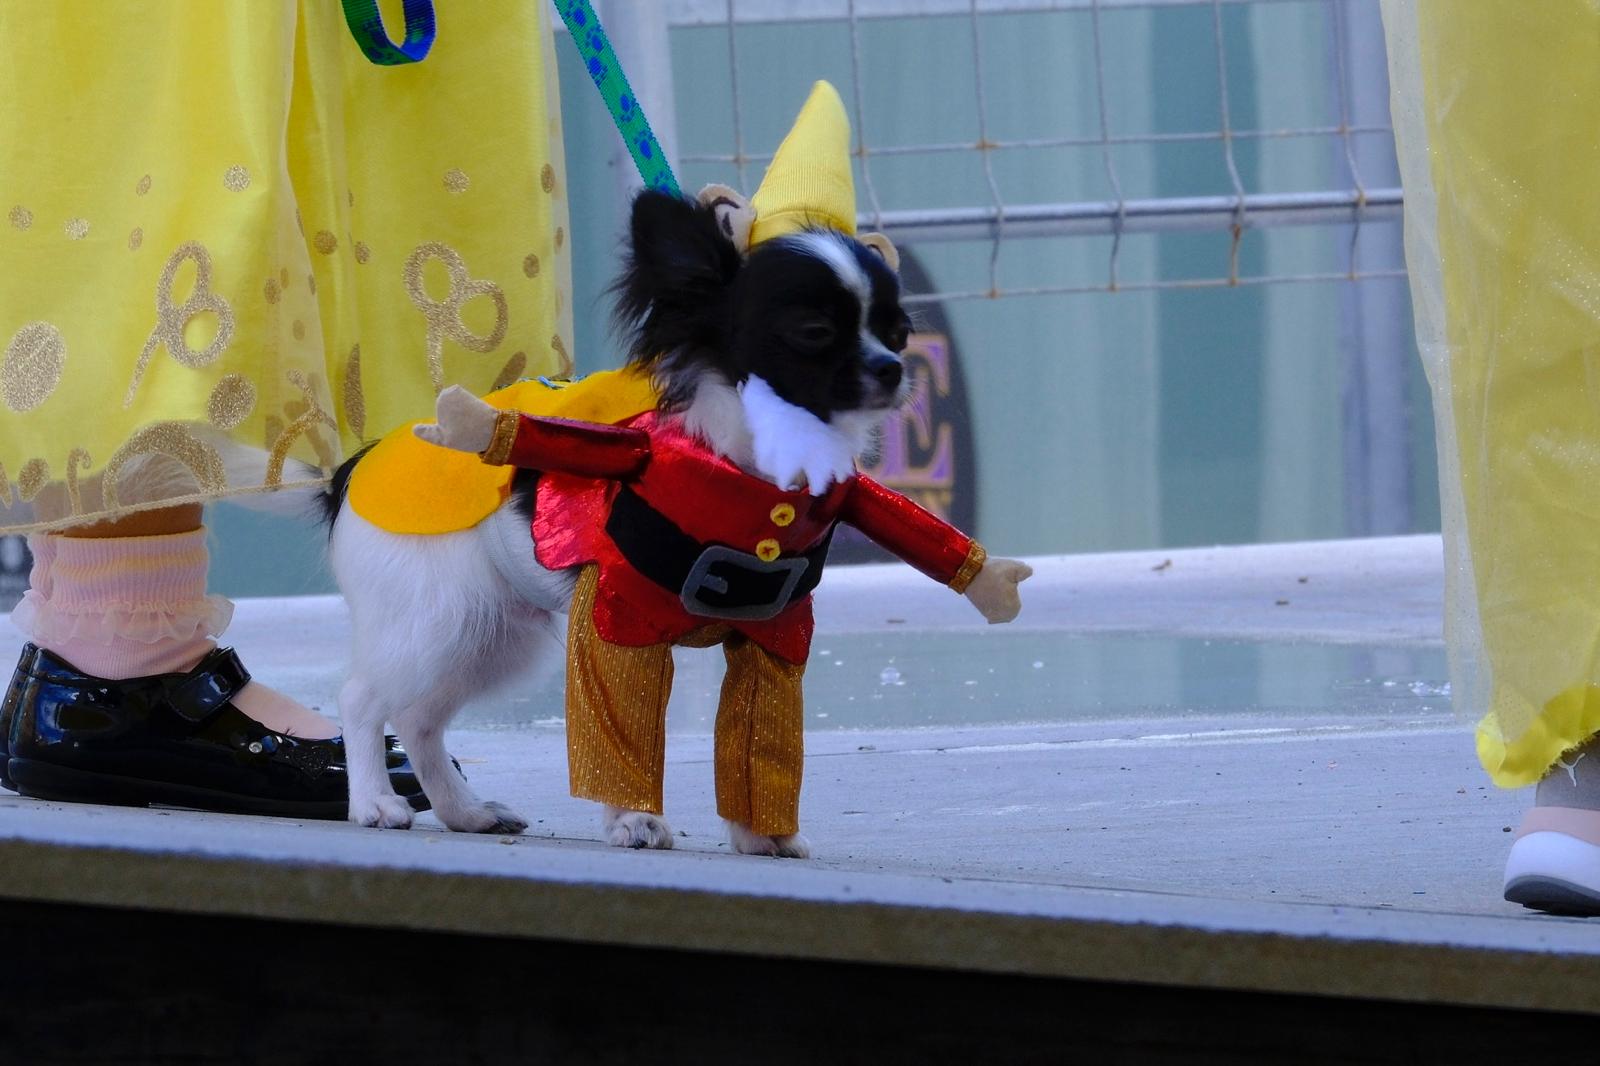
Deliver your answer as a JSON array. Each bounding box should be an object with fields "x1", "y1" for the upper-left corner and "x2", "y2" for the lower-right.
[
  {"x1": 481, "y1": 410, "x2": 652, "y2": 480},
  {"x1": 840, "y1": 475, "x2": 987, "y2": 594}
]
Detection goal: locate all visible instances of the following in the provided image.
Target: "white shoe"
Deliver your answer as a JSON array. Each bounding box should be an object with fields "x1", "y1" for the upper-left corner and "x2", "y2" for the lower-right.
[{"x1": 1503, "y1": 808, "x2": 1600, "y2": 915}]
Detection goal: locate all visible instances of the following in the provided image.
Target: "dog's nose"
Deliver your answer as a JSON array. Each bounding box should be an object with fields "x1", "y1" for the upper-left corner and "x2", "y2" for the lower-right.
[{"x1": 869, "y1": 355, "x2": 903, "y2": 391}]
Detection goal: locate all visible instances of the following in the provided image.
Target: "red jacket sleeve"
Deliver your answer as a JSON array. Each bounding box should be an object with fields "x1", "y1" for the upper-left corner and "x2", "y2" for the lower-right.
[
  {"x1": 486, "y1": 413, "x2": 652, "y2": 480},
  {"x1": 840, "y1": 475, "x2": 987, "y2": 592}
]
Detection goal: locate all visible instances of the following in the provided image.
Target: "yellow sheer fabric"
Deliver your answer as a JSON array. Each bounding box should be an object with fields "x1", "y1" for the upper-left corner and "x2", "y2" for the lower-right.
[
  {"x1": 0, "y1": 0, "x2": 572, "y2": 532},
  {"x1": 1384, "y1": 0, "x2": 1600, "y2": 785}
]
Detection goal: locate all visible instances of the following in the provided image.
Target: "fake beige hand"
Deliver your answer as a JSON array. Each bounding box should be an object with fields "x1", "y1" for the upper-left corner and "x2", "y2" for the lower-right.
[
  {"x1": 413, "y1": 386, "x2": 498, "y2": 453},
  {"x1": 965, "y1": 558, "x2": 1033, "y2": 624}
]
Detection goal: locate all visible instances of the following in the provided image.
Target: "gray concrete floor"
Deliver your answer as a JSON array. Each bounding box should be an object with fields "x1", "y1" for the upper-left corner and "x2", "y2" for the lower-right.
[{"x1": 5, "y1": 534, "x2": 1600, "y2": 1012}]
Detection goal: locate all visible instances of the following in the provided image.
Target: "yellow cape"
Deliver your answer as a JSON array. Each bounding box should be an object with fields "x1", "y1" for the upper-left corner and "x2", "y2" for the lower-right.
[{"x1": 347, "y1": 367, "x2": 660, "y2": 535}]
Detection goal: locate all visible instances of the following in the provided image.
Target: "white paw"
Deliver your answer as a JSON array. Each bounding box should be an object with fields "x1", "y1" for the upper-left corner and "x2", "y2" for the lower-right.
[
  {"x1": 603, "y1": 805, "x2": 675, "y2": 850},
  {"x1": 349, "y1": 793, "x2": 415, "y2": 830},
  {"x1": 438, "y1": 800, "x2": 528, "y2": 835},
  {"x1": 727, "y1": 820, "x2": 811, "y2": 858}
]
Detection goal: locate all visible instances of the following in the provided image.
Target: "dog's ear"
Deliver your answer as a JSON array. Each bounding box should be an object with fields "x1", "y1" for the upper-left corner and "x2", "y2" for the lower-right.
[
  {"x1": 858, "y1": 232, "x2": 900, "y2": 274},
  {"x1": 612, "y1": 189, "x2": 742, "y2": 364},
  {"x1": 623, "y1": 188, "x2": 741, "y2": 303},
  {"x1": 697, "y1": 183, "x2": 756, "y2": 255}
]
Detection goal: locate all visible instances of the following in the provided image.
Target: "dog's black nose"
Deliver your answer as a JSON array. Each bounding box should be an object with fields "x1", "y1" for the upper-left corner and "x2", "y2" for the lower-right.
[{"x1": 869, "y1": 355, "x2": 903, "y2": 391}]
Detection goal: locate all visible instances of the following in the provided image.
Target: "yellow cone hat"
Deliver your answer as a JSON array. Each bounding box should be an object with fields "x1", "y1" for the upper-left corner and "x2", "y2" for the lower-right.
[{"x1": 748, "y1": 81, "x2": 857, "y2": 247}]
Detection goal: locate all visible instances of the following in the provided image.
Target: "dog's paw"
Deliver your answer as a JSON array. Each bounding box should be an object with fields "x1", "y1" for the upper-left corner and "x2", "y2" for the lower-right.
[
  {"x1": 602, "y1": 805, "x2": 675, "y2": 850},
  {"x1": 727, "y1": 820, "x2": 811, "y2": 858},
  {"x1": 349, "y1": 793, "x2": 415, "y2": 830},
  {"x1": 439, "y1": 800, "x2": 528, "y2": 835}
]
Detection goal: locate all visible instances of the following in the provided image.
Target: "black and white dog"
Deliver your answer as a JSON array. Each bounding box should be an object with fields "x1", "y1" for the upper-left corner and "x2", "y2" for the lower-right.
[{"x1": 323, "y1": 188, "x2": 1030, "y2": 856}]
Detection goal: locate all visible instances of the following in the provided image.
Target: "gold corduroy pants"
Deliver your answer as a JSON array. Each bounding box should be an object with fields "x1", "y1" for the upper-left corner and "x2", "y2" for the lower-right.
[{"x1": 565, "y1": 565, "x2": 807, "y2": 836}]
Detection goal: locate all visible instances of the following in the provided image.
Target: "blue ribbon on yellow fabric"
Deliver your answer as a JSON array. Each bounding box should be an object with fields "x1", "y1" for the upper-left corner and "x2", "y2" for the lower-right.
[
  {"x1": 338, "y1": 0, "x2": 680, "y2": 197},
  {"x1": 341, "y1": 0, "x2": 436, "y2": 65}
]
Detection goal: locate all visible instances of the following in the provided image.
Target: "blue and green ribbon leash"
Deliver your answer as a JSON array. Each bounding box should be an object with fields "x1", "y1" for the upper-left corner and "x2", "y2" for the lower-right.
[
  {"x1": 340, "y1": 0, "x2": 436, "y2": 65},
  {"x1": 551, "y1": 0, "x2": 682, "y2": 196},
  {"x1": 343, "y1": 0, "x2": 680, "y2": 196}
]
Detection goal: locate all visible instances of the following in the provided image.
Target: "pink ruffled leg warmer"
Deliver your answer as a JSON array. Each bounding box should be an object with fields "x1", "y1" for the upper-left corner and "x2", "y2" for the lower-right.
[{"x1": 13, "y1": 529, "x2": 339, "y2": 740}]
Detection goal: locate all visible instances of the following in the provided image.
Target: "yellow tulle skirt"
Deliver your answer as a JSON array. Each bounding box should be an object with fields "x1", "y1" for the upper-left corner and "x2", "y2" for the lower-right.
[
  {"x1": 1385, "y1": 0, "x2": 1600, "y2": 785},
  {"x1": 0, "y1": 0, "x2": 572, "y2": 532}
]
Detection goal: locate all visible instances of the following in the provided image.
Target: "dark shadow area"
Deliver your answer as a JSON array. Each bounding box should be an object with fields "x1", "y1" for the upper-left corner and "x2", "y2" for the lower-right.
[{"x1": 0, "y1": 900, "x2": 1589, "y2": 1065}]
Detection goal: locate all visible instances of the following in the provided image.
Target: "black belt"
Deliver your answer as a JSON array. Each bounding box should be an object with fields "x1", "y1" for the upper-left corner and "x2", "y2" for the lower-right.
[{"x1": 606, "y1": 484, "x2": 831, "y2": 622}]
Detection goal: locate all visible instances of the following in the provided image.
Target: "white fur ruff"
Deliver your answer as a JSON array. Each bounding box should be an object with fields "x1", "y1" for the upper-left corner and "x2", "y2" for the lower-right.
[{"x1": 740, "y1": 375, "x2": 868, "y2": 496}]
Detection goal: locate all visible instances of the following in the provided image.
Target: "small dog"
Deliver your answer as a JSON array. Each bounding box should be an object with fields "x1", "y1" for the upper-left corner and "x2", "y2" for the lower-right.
[{"x1": 323, "y1": 188, "x2": 1030, "y2": 855}]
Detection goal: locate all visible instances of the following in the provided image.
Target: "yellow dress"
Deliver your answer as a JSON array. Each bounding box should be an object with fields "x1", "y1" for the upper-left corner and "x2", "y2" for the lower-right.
[
  {"x1": 0, "y1": 0, "x2": 572, "y2": 532},
  {"x1": 1385, "y1": 0, "x2": 1600, "y2": 785}
]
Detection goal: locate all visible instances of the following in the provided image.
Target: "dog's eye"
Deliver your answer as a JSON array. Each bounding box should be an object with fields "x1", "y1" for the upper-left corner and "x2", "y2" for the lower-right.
[
  {"x1": 790, "y1": 320, "x2": 837, "y2": 349},
  {"x1": 888, "y1": 325, "x2": 911, "y2": 352}
]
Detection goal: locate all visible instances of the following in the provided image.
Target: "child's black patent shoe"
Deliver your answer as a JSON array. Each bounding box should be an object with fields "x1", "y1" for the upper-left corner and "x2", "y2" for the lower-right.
[
  {"x1": 0, "y1": 643, "x2": 41, "y2": 792},
  {"x1": 6, "y1": 645, "x2": 427, "y2": 819}
]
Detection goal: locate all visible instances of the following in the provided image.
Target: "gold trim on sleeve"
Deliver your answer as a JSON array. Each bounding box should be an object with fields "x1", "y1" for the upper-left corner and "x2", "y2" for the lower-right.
[
  {"x1": 480, "y1": 408, "x2": 521, "y2": 466},
  {"x1": 949, "y1": 541, "x2": 987, "y2": 595}
]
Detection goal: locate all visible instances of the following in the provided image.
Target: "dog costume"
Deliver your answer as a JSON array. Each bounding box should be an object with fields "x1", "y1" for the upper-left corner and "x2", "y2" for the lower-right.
[{"x1": 349, "y1": 82, "x2": 988, "y2": 835}]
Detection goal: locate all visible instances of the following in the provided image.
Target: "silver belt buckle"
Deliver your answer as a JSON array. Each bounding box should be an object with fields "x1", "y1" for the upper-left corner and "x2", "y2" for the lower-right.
[{"x1": 680, "y1": 545, "x2": 808, "y2": 622}]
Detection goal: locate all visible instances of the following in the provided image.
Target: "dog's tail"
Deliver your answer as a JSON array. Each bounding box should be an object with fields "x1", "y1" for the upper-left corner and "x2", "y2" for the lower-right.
[
  {"x1": 120, "y1": 426, "x2": 374, "y2": 533},
  {"x1": 319, "y1": 444, "x2": 375, "y2": 534}
]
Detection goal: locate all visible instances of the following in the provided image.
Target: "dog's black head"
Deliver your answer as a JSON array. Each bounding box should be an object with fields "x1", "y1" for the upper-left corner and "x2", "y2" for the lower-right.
[{"x1": 612, "y1": 190, "x2": 911, "y2": 421}]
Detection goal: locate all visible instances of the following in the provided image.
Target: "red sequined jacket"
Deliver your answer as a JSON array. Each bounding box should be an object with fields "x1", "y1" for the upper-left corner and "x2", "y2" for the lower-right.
[{"x1": 495, "y1": 410, "x2": 985, "y2": 664}]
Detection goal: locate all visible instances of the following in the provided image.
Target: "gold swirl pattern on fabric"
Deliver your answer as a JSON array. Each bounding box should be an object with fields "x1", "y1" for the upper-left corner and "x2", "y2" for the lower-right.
[
  {"x1": 2, "y1": 322, "x2": 67, "y2": 412},
  {"x1": 402, "y1": 242, "x2": 509, "y2": 392},
  {"x1": 101, "y1": 423, "x2": 226, "y2": 509},
  {"x1": 307, "y1": 273, "x2": 317, "y2": 295},
  {"x1": 135, "y1": 174, "x2": 151, "y2": 196},
  {"x1": 555, "y1": 226, "x2": 565, "y2": 250},
  {"x1": 207, "y1": 374, "x2": 256, "y2": 430},
  {"x1": 263, "y1": 414, "x2": 284, "y2": 452},
  {"x1": 292, "y1": 320, "x2": 306, "y2": 342},
  {"x1": 263, "y1": 278, "x2": 281, "y2": 304},
  {"x1": 354, "y1": 241, "x2": 371, "y2": 264},
  {"x1": 64, "y1": 448, "x2": 91, "y2": 516},
  {"x1": 0, "y1": 462, "x2": 12, "y2": 509},
  {"x1": 343, "y1": 345, "x2": 366, "y2": 439},
  {"x1": 123, "y1": 241, "x2": 236, "y2": 407},
  {"x1": 313, "y1": 230, "x2": 338, "y2": 255},
  {"x1": 9, "y1": 206, "x2": 33, "y2": 230},
  {"x1": 266, "y1": 369, "x2": 338, "y2": 484},
  {"x1": 278, "y1": 372, "x2": 336, "y2": 468},
  {"x1": 18, "y1": 459, "x2": 49, "y2": 501},
  {"x1": 223, "y1": 165, "x2": 250, "y2": 192},
  {"x1": 128, "y1": 228, "x2": 143, "y2": 251},
  {"x1": 491, "y1": 351, "x2": 527, "y2": 391},
  {"x1": 64, "y1": 218, "x2": 89, "y2": 241},
  {"x1": 551, "y1": 334, "x2": 572, "y2": 376},
  {"x1": 522, "y1": 253, "x2": 540, "y2": 278},
  {"x1": 540, "y1": 164, "x2": 556, "y2": 193},
  {"x1": 443, "y1": 168, "x2": 470, "y2": 193}
]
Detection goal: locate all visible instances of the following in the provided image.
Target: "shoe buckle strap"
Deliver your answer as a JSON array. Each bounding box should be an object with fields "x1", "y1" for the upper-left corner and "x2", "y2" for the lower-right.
[{"x1": 168, "y1": 648, "x2": 252, "y2": 723}]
